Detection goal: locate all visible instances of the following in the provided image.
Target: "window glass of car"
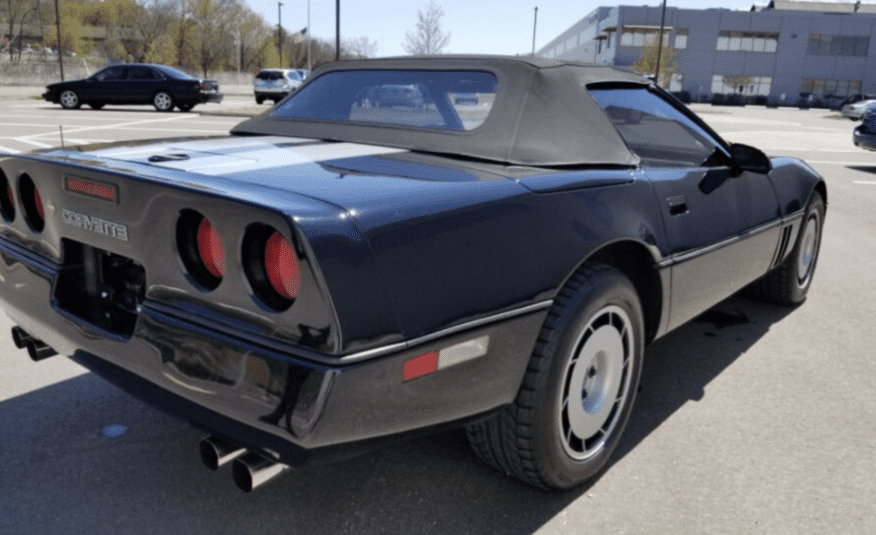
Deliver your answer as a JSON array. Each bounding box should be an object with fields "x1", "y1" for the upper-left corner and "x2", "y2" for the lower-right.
[
  {"x1": 257, "y1": 71, "x2": 284, "y2": 81},
  {"x1": 271, "y1": 70, "x2": 498, "y2": 131},
  {"x1": 589, "y1": 86, "x2": 725, "y2": 167},
  {"x1": 153, "y1": 65, "x2": 195, "y2": 80},
  {"x1": 127, "y1": 66, "x2": 160, "y2": 80},
  {"x1": 93, "y1": 66, "x2": 126, "y2": 82}
]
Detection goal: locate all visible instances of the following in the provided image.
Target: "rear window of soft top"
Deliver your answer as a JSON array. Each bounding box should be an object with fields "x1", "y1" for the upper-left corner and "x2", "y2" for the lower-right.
[{"x1": 271, "y1": 70, "x2": 498, "y2": 131}]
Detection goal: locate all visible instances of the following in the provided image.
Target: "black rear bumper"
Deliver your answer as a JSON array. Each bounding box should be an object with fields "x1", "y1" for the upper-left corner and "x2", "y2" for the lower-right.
[{"x1": 0, "y1": 235, "x2": 545, "y2": 466}]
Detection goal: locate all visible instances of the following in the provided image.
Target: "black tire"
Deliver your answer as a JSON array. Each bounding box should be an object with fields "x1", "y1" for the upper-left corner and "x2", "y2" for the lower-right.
[
  {"x1": 153, "y1": 91, "x2": 175, "y2": 112},
  {"x1": 466, "y1": 263, "x2": 644, "y2": 489},
  {"x1": 177, "y1": 103, "x2": 195, "y2": 112},
  {"x1": 745, "y1": 191, "x2": 824, "y2": 305},
  {"x1": 59, "y1": 90, "x2": 81, "y2": 109},
  {"x1": 256, "y1": 97, "x2": 264, "y2": 104},
  {"x1": 89, "y1": 102, "x2": 105, "y2": 110}
]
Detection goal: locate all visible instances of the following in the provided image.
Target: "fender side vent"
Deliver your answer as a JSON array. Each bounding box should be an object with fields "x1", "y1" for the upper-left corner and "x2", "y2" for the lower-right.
[{"x1": 771, "y1": 225, "x2": 793, "y2": 268}]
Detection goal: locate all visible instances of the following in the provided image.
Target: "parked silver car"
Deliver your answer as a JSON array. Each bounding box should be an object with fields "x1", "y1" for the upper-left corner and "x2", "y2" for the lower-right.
[
  {"x1": 841, "y1": 99, "x2": 876, "y2": 120},
  {"x1": 253, "y1": 68, "x2": 310, "y2": 104}
]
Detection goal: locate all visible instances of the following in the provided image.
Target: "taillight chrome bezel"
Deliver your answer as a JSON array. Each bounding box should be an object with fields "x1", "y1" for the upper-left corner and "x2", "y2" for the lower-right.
[
  {"x1": 18, "y1": 173, "x2": 44, "y2": 233},
  {"x1": 176, "y1": 209, "x2": 225, "y2": 291},
  {"x1": 0, "y1": 168, "x2": 14, "y2": 222},
  {"x1": 242, "y1": 223, "x2": 300, "y2": 312}
]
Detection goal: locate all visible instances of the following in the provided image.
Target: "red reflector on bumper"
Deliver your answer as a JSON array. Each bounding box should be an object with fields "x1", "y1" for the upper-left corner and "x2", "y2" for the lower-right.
[{"x1": 403, "y1": 351, "x2": 438, "y2": 381}]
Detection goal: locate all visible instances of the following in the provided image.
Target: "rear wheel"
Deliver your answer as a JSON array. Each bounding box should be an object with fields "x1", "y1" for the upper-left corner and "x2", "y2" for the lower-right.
[
  {"x1": 466, "y1": 263, "x2": 644, "y2": 489},
  {"x1": 59, "y1": 90, "x2": 80, "y2": 109},
  {"x1": 89, "y1": 102, "x2": 105, "y2": 110},
  {"x1": 255, "y1": 96, "x2": 264, "y2": 104},
  {"x1": 153, "y1": 91, "x2": 174, "y2": 112},
  {"x1": 177, "y1": 103, "x2": 195, "y2": 112},
  {"x1": 745, "y1": 191, "x2": 824, "y2": 305}
]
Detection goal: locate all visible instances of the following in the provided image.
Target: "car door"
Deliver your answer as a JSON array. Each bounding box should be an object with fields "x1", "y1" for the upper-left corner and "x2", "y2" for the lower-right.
[
  {"x1": 79, "y1": 65, "x2": 126, "y2": 103},
  {"x1": 590, "y1": 86, "x2": 781, "y2": 330},
  {"x1": 124, "y1": 66, "x2": 161, "y2": 103}
]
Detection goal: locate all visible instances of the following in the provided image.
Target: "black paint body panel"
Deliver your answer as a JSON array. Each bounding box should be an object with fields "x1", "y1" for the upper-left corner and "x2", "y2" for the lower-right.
[{"x1": 0, "y1": 101, "x2": 826, "y2": 466}]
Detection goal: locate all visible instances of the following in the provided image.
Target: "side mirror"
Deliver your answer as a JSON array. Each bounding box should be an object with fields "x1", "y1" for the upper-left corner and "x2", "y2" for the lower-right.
[{"x1": 730, "y1": 143, "x2": 772, "y2": 174}]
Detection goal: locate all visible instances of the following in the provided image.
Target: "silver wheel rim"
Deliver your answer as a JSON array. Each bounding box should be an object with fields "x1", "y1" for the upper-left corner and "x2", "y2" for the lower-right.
[
  {"x1": 155, "y1": 93, "x2": 172, "y2": 110},
  {"x1": 60, "y1": 91, "x2": 77, "y2": 108},
  {"x1": 558, "y1": 304, "x2": 634, "y2": 461},
  {"x1": 796, "y1": 212, "x2": 820, "y2": 288}
]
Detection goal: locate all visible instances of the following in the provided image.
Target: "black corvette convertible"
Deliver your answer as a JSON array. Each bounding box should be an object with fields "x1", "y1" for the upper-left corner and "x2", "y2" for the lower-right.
[
  {"x1": 42, "y1": 63, "x2": 223, "y2": 112},
  {"x1": 1, "y1": 56, "x2": 825, "y2": 492}
]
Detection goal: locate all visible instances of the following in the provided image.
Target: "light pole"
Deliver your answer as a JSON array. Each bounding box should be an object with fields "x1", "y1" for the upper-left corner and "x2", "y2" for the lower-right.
[
  {"x1": 335, "y1": 0, "x2": 340, "y2": 61},
  {"x1": 54, "y1": 0, "x2": 63, "y2": 80},
  {"x1": 532, "y1": 7, "x2": 538, "y2": 57},
  {"x1": 654, "y1": 0, "x2": 667, "y2": 86},
  {"x1": 278, "y1": 1, "x2": 283, "y2": 67},
  {"x1": 307, "y1": 0, "x2": 312, "y2": 71}
]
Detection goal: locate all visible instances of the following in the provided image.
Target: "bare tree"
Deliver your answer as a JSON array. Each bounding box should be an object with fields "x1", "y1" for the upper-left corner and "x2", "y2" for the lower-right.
[
  {"x1": 2, "y1": 0, "x2": 37, "y2": 61},
  {"x1": 343, "y1": 35, "x2": 378, "y2": 59},
  {"x1": 402, "y1": 0, "x2": 450, "y2": 55}
]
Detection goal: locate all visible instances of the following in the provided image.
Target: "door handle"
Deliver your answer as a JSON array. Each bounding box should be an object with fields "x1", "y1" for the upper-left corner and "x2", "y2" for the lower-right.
[{"x1": 667, "y1": 195, "x2": 688, "y2": 215}]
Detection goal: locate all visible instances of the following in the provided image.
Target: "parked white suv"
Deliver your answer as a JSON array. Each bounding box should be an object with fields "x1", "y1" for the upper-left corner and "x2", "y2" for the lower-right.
[{"x1": 253, "y1": 68, "x2": 310, "y2": 104}]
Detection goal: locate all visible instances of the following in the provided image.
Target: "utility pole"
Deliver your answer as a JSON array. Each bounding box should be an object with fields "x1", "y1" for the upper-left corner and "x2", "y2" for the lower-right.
[
  {"x1": 278, "y1": 1, "x2": 283, "y2": 67},
  {"x1": 54, "y1": 0, "x2": 63, "y2": 80},
  {"x1": 307, "y1": 0, "x2": 312, "y2": 71},
  {"x1": 532, "y1": 7, "x2": 538, "y2": 57},
  {"x1": 654, "y1": 0, "x2": 667, "y2": 86},
  {"x1": 335, "y1": 0, "x2": 340, "y2": 61}
]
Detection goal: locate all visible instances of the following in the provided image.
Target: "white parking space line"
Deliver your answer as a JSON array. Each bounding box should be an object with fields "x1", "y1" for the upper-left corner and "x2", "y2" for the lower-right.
[
  {"x1": 14, "y1": 138, "x2": 51, "y2": 148},
  {"x1": 853, "y1": 180, "x2": 876, "y2": 184},
  {"x1": 0, "y1": 145, "x2": 21, "y2": 153},
  {"x1": 807, "y1": 160, "x2": 876, "y2": 165}
]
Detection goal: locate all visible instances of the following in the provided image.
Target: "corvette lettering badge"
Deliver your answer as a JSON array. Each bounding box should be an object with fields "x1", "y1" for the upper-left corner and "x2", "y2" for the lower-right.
[{"x1": 61, "y1": 209, "x2": 128, "y2": 241}]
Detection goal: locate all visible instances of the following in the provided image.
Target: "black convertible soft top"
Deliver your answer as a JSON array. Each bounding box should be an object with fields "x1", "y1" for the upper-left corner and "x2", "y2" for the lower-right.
[{"x1": 231, "y1": 55, "x2": 647, "y2": 167}]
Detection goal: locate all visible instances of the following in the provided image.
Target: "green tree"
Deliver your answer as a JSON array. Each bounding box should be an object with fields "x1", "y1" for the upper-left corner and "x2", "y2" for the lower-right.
[{"x1": 631, "y1": 35, "x2": 677, "y2": 87}]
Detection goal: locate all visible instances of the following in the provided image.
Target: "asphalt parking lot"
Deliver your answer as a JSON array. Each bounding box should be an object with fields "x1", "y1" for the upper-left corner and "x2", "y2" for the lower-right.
[{"x1": 1, "y1": 89, "x2": 874, "y2": 534}]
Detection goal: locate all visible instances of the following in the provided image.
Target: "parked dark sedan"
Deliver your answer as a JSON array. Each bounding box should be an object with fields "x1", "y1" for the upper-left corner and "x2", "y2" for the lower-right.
[
  {"x1": 2, "y1": 56, "x2": 825, "y2": 492},
  {"x1": 42, "y1": 64, "x2": 223, "y2": 112}
]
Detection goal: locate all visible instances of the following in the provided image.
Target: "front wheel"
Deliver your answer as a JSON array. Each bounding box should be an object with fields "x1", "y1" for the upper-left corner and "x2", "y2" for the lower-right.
[
  {"x1": 153, "y1": 91, "x2": 175, "y2": 112},
  {"x1": 466, "y1": 264, "x2": 644, "y2": 489},
  {"x1": 59, "y1": 90, "x2": 81, "y2": 109}
]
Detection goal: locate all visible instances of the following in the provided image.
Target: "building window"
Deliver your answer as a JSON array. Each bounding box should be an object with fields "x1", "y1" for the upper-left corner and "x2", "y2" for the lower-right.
[
  {"x1": 620, "y1": 28, "x2": 669, "y2": 48},
  {"x1": 711, "y1": 74, "x2": 772, "y2": 96},
  {"x1": 716, "y1": 31, "x2": 778, "y2": 53},
  {"x1": 801, "y1": 78, "x2": 863, "y2": 97},
  {"x1": 674, "y1": 30, "x2": 688, "y2": 49},
  {"x1": 807, "y1": 34, "x2": 869, "y2": 57}
]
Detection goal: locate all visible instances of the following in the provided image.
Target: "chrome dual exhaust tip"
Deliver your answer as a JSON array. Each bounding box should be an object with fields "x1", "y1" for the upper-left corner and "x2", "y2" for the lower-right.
[
  {"x1": 199, "y1": 436, "x2": 246, "y2": 471},
  {"x1": 232, "y1": 452, "x2": 289, "y2": 493},
  {"x1": 199, "y1": 436, "x2": 289, "y2": 492},
  {"x1": 11, "y1": 327, "x2": 58, "y2": 361}
]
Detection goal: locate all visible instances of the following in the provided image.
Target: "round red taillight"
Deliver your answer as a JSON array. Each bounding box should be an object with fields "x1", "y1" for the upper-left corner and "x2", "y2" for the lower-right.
[
  {"x1": 34, "y1": 188, "x2": 44, "y2": 220},
  {"x1": 176, "y1": 210, "x2": 224, "y2": 291},
  {"x1": 0, "y1": 169, "x2": 14, "y2": 222},
  {"x1": 242, "y1": 224, "x2": 300, "y2": 312},
  {"x1": 18, "y1": 174, "x2": 44, "y2": 233},
  {"x1": 196, "y1": 218, "x2": 226, "y2": 278},
  {"x1": 264, "y1": 231, "x2": 299, "y2": 299}
]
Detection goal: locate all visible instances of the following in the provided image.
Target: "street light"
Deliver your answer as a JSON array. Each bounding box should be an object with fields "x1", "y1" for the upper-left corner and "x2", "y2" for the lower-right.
[
  {"x1": 654, "y1": 0, "x2": 667, "y2": 85},
  {"x1": 278, "y1": 1, "x2": 283, "y2": 67}
]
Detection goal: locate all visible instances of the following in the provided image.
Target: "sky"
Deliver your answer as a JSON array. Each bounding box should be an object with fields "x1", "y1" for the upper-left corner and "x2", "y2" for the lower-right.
[{"x1": 244, "y1": 0, "x2": 782, "y2": 58}]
